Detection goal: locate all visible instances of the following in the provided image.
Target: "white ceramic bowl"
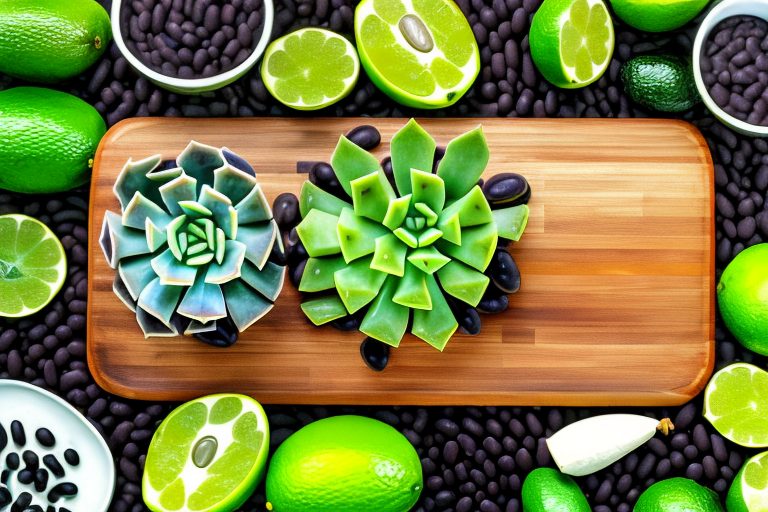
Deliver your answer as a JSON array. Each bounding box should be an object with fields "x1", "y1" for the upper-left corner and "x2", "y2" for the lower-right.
[
  {"x1": 111, "y1": 0, "x2": 274, "y2": 94},
  {"x1": 692, "y1": 0, "x2": 768, "y2": 137}
]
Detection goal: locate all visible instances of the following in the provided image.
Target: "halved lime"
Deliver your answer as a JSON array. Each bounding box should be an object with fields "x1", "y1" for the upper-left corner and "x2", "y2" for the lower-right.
[
  {"x1": 260, "y1": 28, "x2": 359, "y2": 111},
  {"x1": 727, "y1": 450, "x2": 768, "y2": 512},
  {"x1": 354, "y1": 0, "x2": 480, "y2": 109},
  {"x1": 704, "y1": 363, "x2": 768, "y2": 448},
  {"x1": 0, "y1": 214, "x2": 66, "y2": 318},
  {"x1": 529, "y1": 0, "x2": 615, "y2": 89},
  {"x1": 142, "y1": 394, "x2": 270, "y2": 512}
]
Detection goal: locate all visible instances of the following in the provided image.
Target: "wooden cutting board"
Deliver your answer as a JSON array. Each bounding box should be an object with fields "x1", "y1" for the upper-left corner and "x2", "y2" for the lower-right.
[{"x1": 87, "y1": 117, "x2": 714, "y2": 406}]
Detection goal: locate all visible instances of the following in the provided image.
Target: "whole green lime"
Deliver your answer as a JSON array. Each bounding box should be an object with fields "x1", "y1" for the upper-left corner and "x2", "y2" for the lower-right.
[
  {"x1": 717, "y1": 243, "x2": 768, "y2": 356},
  {"x1": 608, "y1": 0, "x2": 711, "y2": 33},
  {"x1": 265, "y1": 415, "x2": 422, "y2": 512},
  {"x1": 0, "y1": 87, "x2": 106, "y2": 194},
  {"x1": 634, "y1": 478, "x2": 723, "y2": 511},
  {"x1": 521, "y1": 467, "x2": 590, "y2": 512},
  {"x1": 0, "y1": 0, "x2": 111, "y2": 82}
]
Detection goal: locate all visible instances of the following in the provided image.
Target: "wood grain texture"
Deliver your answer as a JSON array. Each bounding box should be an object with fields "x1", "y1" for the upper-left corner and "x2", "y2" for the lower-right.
[{"x1": 87, "y1": 117, "x2": 714, "y2": 406}]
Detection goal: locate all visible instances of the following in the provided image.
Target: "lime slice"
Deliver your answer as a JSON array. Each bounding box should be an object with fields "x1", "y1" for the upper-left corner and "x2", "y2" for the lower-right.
[
  {"x1": 704, "y1": 363, "x2": 768, "y2": 448},
  {"x1": 529, "y1": 0, "x2": 614, "y2": 89},
  {"x1": 0, "y1": 214, "x2": 66, "y2": 318},
  {"x1": 142, "y1": 394, "x2": 270, "y2": 512},
  {"x1": 727, "y1": 450, "x2": 768, "y2": 512},
  {"x1": 261, "y1": 28, "x2": 360, "y2": 111},
  {"x1": 354, "y1": 0, "x2": 480, "y2": 109}
]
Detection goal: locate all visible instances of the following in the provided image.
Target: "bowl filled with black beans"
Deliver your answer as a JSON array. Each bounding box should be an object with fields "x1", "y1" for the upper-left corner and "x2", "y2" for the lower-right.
[
  {"x1": 693, "y1": 0, "x2": 768, "y2": 136},
  {"x1": 112, "y1": 0, "x2": 274, "y2": 94}
]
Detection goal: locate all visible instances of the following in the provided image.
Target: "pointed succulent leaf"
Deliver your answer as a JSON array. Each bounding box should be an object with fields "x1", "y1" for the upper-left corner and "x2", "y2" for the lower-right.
[
  {"x1": 299, "y1": 256, "x2": 347, "y2": 293},
  {"x1": 300, "y1": 295, "x2": 348, "y2": 325},
  {"x1": 370, "y1": 233, "x2": 407, "y2": 277},
  {"x1": 188, "y1": 253, "x2": 215, "y2": 266},
  {"x1": 437, "y1": 126, "x2": 490, "y2": 200},
  {"x1": 123, "y1": 192, "x2": 172, "y2": 230},
  {"x1": 437, "y1": 260, "x2": 490, "y2": 307},
  {"x1": 178, "y1": 200, "x2": 213, "y2": 218},
  {"x1": 390, "y1": 118, "x2": 436, "y2": 196},
  {"x1": 360, "y1": 275, "x2": 409, "y2": 347},
  {"x1": 136, "y1": 307, "x2": 178, "y2": 337},
  {"x1": 437, "y1": 222, "x2": 497, "y2": 271},
  {"x1": 330, "y1": 135, "x2": 381, "y2": 196},
  {"x1": 198, "y1": 218, "x2": 215, "y2": 250},
  {"x1": 407, "y1": 246, "x2": 450, "y2": 274},
  {"x1": 165, "y1": 215, "x2": 187, "y2": 260},
  {"x1": 222, "y1": 147, "x2": 255, "y2": 176},
  {"x1": 393, "y1": 262, "x2": 432, "y2": 310},
  {"x1": 159, "y1": 173, "x2": 198, "y2": 216},
  {"x1": 146, "y1": 165, "x2": 183, "y2": 184},
  {"x1": 186, "y1": 242, "x2": 208, "y2": 256},
  {"x1": 176, "y1": 278, "x2": 227, "y2": 323},
  {"x1": 493, "y1": 204, "x2": 529, "y2": 241},
  {"x1": 412, "y1": 274, "x2": 458, "y2": 351},
  {"x1": 184, "y1": 320, "x2": 217, "y2": 335},
  {"x1": 334, "y1": 257, "x2": 387, "y2": 313},
  {"x1": 113, "y1": 154, "x2": 163, "y2": 209},
  {"x1": 118, "y1": 255, "x2": 156, "y2": 301},
  {"x1": 186, "y1": 222, "x2": 207, "y2": 240},
  {"x1": 100, "y1": 211, "x2": 152, "y2": 268},
  {"x1": 205, "y1": 240, "x2": 247, "y2": 284},
  {"x1": 113, "y1": 274, "x2": 137, "y2": 312},
  {"x1": 198, "y1": 185, "x2": 237, "y2": 239},
  {"x1": 337, "y1": 207, "x2": 389, "y2": 263},
  {"x1": 213, "y1": 163, "x2": 258, "y2": 205},
  {"x1": 382, "y1": 194, "x2": 412, "y2": 230},
  {"x1": 235, "y1": 184, "x2": 272, "y2": 224},
  {"x1": 411, "y1": 169, "x2": 445, "y2": 214},
  {"x1": 417, "y1": 228, "x2": 443, "y2": 247},
  {"x1": 440, "y1": 186, "x2": 493, "y2": 227},
  {"x1": 137, "y1": 277, "x2": 184, "y2": 325},
  {"x1": 436, "y1": 212, "x2": 461, "y2": 245},
  {"x1": 393, "y1": 227, "x2": 418, "y2": 248},
  {"x1": 214, "y1": 228, "x2": 226, "y2": 264},
  {"x1": 145, "y1": 218, "x2": 167, "y2": 252},
  {"x1": 151, "y1": 249, "x2": 199, "y2": 286},
  {"x1": 297, "y1": 209, "x2": 341, "y2": 257},
  {"x1": 299, "y1": 181, "x2": 351, "y2": 218},
  {"x1": 237, "y1": 221, "x2": 277, "y2": 269},
  {"x1": 222, "y1": 280, "x2": 274, "y2": 331},
  {"x1": 177, "y1": 141, "x2": 223, "y2": 192},
  {"x1": 351, "y1": 171, "x2": 397, "y2": 223},
  {"x1": 240, "y1": 260, "x2": 285, "y2": 301},
  {"x1": 415, "y1": 202, "x2": 438, "y2": 227}
]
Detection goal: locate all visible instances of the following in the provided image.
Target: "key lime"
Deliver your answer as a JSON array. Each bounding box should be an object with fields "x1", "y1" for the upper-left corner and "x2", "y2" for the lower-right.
[
  {"x1": 717, "y1": 243, "x2": 768, "y2": 356},
  {"x1": 261, "y1": 28, "x2": 359, "y2": 111},
  {"x1": 354, "y1": 0, "x2": 480, "y2": 109},
  {"x1": 0, "y1": 214, "x2": 66, "y2": 318},
  {"x1": 608, "y1": 0, "x2": 710, "y2": 33},
  {"x1": 142, "y1": 394, "x2": 270, "y2": 512},
  {"x1": 635, "y1": 478, "x2": 723, "y2": 511},
  {"x1": 727, "y1": 450, "x2": 768, "y2": 512},
  {"x1": 521, "y1": 467, "x2": 590, "y2": 512},
  {"x1": 704, "y1": 363, "x2": 768, "y2": 448},
  {"x1": 529, "y1": 0, "x2": 614, "y2": 89}
]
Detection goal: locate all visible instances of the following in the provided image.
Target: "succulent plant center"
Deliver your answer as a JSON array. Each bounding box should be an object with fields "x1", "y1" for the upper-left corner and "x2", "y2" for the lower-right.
[{"x1": 167, "y1": 210, "x2": 227, "y2": 268}]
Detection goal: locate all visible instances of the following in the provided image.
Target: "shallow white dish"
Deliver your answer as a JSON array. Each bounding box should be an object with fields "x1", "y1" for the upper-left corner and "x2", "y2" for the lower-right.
[
  {"x1": 0, "y1": 379, "x2": 115, "y2": 511},
  {"x1": 692, "y1": 0, "x2": 768, "y2": 137}
]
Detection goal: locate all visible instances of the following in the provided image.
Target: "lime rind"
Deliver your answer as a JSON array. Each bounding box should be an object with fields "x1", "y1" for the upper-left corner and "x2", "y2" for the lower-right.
[{"x1": 730, "y1": 451, "x2": 768, "y2": 512}]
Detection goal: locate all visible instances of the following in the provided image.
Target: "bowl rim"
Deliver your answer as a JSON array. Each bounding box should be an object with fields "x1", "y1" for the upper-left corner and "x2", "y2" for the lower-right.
[
  {"x1": 692, "y1": 0, "x2": 768, "y2": 137},
  {"x1": 110, "y1": 0, "x2": 274, "y2": 94}
]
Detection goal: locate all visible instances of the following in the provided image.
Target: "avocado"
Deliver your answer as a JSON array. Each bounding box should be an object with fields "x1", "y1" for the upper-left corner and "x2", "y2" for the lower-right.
[{"x1": 621, "y1": 54, "x2": 701, "y2": 113}]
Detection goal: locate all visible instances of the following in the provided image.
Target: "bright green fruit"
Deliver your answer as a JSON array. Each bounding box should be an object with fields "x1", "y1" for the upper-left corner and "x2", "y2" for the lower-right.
[
  {"x1": 609, "y1": 0, "x2": 710, "y2": 32},
  {"x1": 727, "y1": 451, "x2": 768, "y2": 512},
  {"x1": 717, "y1": 244, "x2": 768, "y2": 356},
  {"x1": 0, "y1": 0, "x2": 110, "y2": 82},
  {"x1": 530, "y1": 0, "x2": 614, "y2": 89},
  {"x1": 0, "y1": 214, "x2": 66, "y2": 318},
  {"x1": 354, "y1": 0, "x2": 480, "y2": 109},
  {"x1": 521, "y1": 467, "x2": 590, "y2": 512},
  {"x1": 634, "y1": 478, "x2": 723, "y2": 511},
  {"x1": 622, "y1": 55, "x2": 699, "y2": 112},
  {"x1": 266, "y1": 415, "x2": 422, "y2": 512},
  {"x1": 0, "y1": 87, "x2": 106, "y2": 194},
  {"x1": 143, "y1": 394, "x2": 270, "y2": 512}
]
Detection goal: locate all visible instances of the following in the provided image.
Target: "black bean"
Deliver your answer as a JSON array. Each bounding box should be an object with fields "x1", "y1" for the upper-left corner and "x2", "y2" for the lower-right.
[
  {"x1": 42, "y1": 455, "x2": 65, "y2": 478},
  {"x1": 47, "y1": 482, "x2": 78, "y2": 503},
  {"x1": 477, "y1": 292, "x2": 509, "y2": 314},
  {"x1": 34, "y1": 468, "x2": 48, "y2": 492},
  {"x1": 10, "y1": 492, "x2": 31, "y2": 512},
  {"x1": 360, "y1": 337, "x2": 389, "y2": 371},
  {"x1": 272, "y1": 193, "x2": 300, "y2": 231},
  {"x1": 457, "y1": 433, "x2": 476, "y2": 456},
  {"x1": 346, "y1": 125, "x2": 382, "y2": 150},
  {"x1": 436, "y1": 419, "x2": 460, "y2": 438},
  {"x1": 0, "y1": 487, "x2": 9, "y2": 507},
  {"x1": 17, "y1": 469, "x2": 34, "y2": 484},
  {"x1": 489, "y1": 250, "x2": 521, "y2": 294},
  {"x1": 6, "y1": 453, "x2": 19, "y2": 470},
  {"x1": 22, "y1": 450, "x2": 38, "y2": 471},
  {"x1": 35, "y1": 428, "x2": 55, "y2": 447},
  {"x1": 10, "y1": 421, "x2": 25, "y2": 446}
]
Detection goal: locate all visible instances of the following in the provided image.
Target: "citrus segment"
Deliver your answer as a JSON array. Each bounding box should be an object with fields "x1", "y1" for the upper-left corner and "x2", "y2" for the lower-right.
[{"x1": 727, "y1": 451, "x2": 768, "y2": 512}]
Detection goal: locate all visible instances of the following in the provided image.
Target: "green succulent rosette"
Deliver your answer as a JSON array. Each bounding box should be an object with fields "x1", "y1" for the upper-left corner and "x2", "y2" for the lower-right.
[
  {"x1": 100, "y1": 141, "x2": 285, "y2": 339},
  {"x1": 294, "y1": 119, "x2": 529, "y2": 350}
]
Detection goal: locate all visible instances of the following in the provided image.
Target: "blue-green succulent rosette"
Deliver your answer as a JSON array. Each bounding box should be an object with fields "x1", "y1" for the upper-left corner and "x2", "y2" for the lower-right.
[
  {"x1": 99, "y1": 142, "x2": 285, "y2": 341},
  {"x1": 292, "y1": 119, "x2": 530, "y2": 351}
]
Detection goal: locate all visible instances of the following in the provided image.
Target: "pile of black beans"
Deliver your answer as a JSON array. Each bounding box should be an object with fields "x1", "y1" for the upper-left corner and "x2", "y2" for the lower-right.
[
  {"x1": 123, "y1": 0, "x2": 265, "y2": 79},
  {"x1": 1, "y1": 0, "x2": 768, "y2": 510},
  {"x1": 701, "y1": 16, "x2": 768, "y2": 127}
]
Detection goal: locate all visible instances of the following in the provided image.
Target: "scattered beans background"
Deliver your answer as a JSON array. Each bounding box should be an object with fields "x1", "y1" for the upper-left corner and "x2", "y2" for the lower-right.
[{"x1": 1, "y1": 0, "x2": 767, "y2": 510}]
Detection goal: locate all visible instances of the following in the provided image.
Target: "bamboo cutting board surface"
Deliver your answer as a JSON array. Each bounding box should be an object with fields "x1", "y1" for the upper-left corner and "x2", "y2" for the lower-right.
[{"x1": 87, "y1": 117, "x2": 714, "y2": 406}]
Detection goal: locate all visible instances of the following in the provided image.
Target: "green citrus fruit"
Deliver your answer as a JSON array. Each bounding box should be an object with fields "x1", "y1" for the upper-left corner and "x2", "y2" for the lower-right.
[
  {"x1": 521, "y1": 467, "x2": 590, "y2": 512},
  {"x1": 608, "y1": 0, "x2": 710, "y2": 33},
  {"x1": 261, "y1": 28, "x2": 359, "y2": 111},
  {"x1": 727, "y1": 450, "x2": 768, "y2": 512},
  {"x1": 142, "y1": 394, "x2": 270, "y2": 512},
  {"x1": 717, "y1": 243, "x2": 768, "y2": 356},
  {"x1": 265, "y1": 415, "x2": 422, "y2": 512},
  {"x1": 0, "y1": 214, "x2": 66, "y2": 318},
  {"x1": 354, "y1": 0, "x2": 480, "y2": 109},
  {"x1": 634, "y1": 478, "x2": 723, "y2": 511},
  {"x1": 529, "y1": 0, "x2": 615, "y2": 89},
  {"x1": 704, "y1": 363, "x2": 768, "y2": 448}
]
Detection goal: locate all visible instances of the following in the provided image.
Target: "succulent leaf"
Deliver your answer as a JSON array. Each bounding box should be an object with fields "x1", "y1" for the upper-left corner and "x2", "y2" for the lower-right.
[
  {"x1": 145, "y1": 219, "x2": 167, "y2": 252},
  {"x1": 436, "y1": 212, "x2": 461, "y2": 245},
  {"x1": 178, "y1": 200, "x2": 213, "y2": 218},
  {"x1": 176, "y1": 278, "x2": 227, "y2": 323},
  {"x1": 437, "y1": 126, "x2": 489, "y2": 200},
  {"x1": 240, "y1": 260, "x2": 286, "y2": 301},
  {"x1": 437, "y1": 222, "x2": 497, "y2": 271},
  {"x1": 370, "y1": 233, "x2": 408, "y2": 277},
  {"x1": 360, "y1": 275, "x2": 409, "y2": 347},
  {"x1": 235, "y1": 184, "x2": 272, "y2": 224},
  {"x1": 414, "y1": 202, "x2": 438, "y2": 227},
  {"x1": 213, "y1": 164, "x2": 259, "y2": 205},
  {"x1": 407, "y1": 246, "x2": 450, "y2": 274},
  {"x1": 330, "y1": 135, "x2": 381, "y2": 196},
  {"x1": 297, "y1": 209, "x2": 342, "y2": 257},
  {"x1": 299, "y1": 181, "x2": 351, "y2": 218},
  {"x1": 337, "y1": 207, "x2": 389, "y2": 263},
  {"x1": 417, "y1": 228, "x2": 443, "y2": 247},
  {"x1": 390, "y1": 118, "x2": 436, "y2": 196},
  {"x1": 165, "y1": 215, "x2": 187, "y2": 260},
  {"x1": 100, "y1": 211, "x2": 152, "y2": 268},
  {"x1": 382, "y1": 194, "x2": 412, "y2": 231},
  {"x1": 118, "y1": 255, "x2": 156, "y2": 301},
  {"x1": 334, "y1": 257, "x2": 387, "y2": 313},
  {"x1": 393, "y1": 227, "x2": 418, "y2": 248},
  {"x1": 393, "y1": 262, "x2": 432, "y2": 310},
  {"x1": 351, "y1": 171, "x2": 397, "y2": 223},
  {"x1": 151, "y1": 248, "x2": 199, "y2": 286},
  {"x1": 299, "y1": 256, "x2": 348, "y2": 293},
  {"x1": 493, "y1": 204, "x2": 530, "y2": 242},
  {"x1": 411, "y1": 169, "x2": 446, "y2": 214},
  {"x1": 436, "y1": 260, "x2": 490, "y2": 307},
  {"x1": 205, "y1": 240, "x2": 247, "y2": 284},
  {"x1": 146, "y1": 166, "x2": 183, "y2": 184},
  {"x1": 412, "y1": 274, "x2": 458, "y2": 351},
  {"x1": 237, "y1": 221, "x2": 277, "y2": 269},
  {"x1": 122, "y1": 192, "x2": 172, "y2": 230},
  {"x1": 113, "y1": 155, "x2": 163, "y2": 209},
  {"x1": 136, "y1": 307, "x2": 178, "y2": 337},
  {"x1": 300, "y1": 295, "x2": 348, "y2": 325},
  {"x1": 198, "y1": 185, "x2": 237, "y2": 239},
  {"x1": 113, "y1": 274, "x2": 137, "y2": 312},
  {"x1": 159, "y1": 173, "x2": 198, "y2": 216},
  {"x1": 177, "y1": 141, "x2": 223, "y2": 192},
  {"x1": 440, "y1": 186, "x2": 493, "y2": 227},
  {"x1": 221, "y1": 280, "x2": 274, "y2": 331},
  {"x1": 184, "y1": 320, "x2": 218, "y2": 335},
  {"x1": 137, "y1": 277, "x2": 184, "y2": 326}
]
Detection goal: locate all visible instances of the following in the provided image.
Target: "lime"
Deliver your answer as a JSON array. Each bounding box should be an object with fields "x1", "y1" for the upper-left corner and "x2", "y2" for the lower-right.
[
  {"x1": 521, "y1": 467, "x2": 590, "y2": 512},
  {"x1": 354, "y1": 0, "x2": 480, "y2": 109},
  {"x1": 727, "y1": 451, "x2": 768, "y2": 512},
  {"x1": 717, "y1": 243, "x2": 768, "y2": 356},
  {"x1": 704, "y1": 363, "x2": 768, "y2": 448},
  {"x1": 529, "y1": 0, "x2": 615, "y2": 89},
  {"x1": 142, "y1": 394, "x2": 270, "y2": 512},
  {"x1": 634, "y1": 478, "x2": 723, "y2": 511},
  {"x1": 266, "y1": 415, "x2": 422, "y2": 512},
  {"x1": 608, "y1": 0, "x2": 710, "y2": 33},
  {"x1": 0, "y1": 214, "x2": 66, "y2": 318},
  {"x1": 260, "y1": 28, "x2": 359, "y2": 111}
]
